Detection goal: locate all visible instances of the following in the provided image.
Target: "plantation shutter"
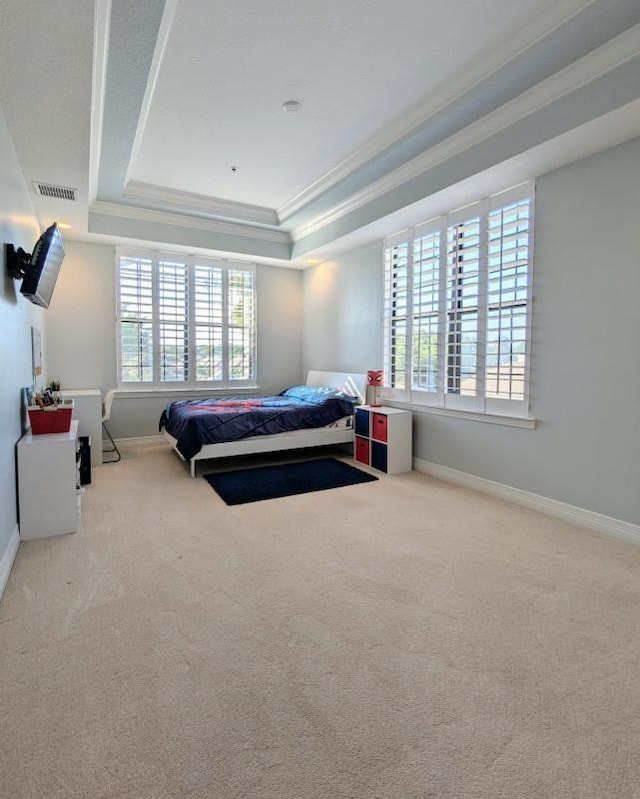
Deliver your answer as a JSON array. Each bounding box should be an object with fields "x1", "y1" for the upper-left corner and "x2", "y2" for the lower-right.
[
  {"x1": 193, "y1": 262, "x2": 224, "y2": 381},
  {"x1": 383, "y1": 232, "x2": 411, "y2": 397},
  {"x1": 445, "y1": 204, "x2": 484, "y2": 410},
  {"x1": 485, "y1": 187, "x2": 532, "y2": 414},
  {"x1": 412, "y1": 220, "x2": 444, "y2": 400},
  {"x1": 380, "y1": 183, "x2": 533, "y2": 417},
  {"x1": 117, "y1": 251, "x2": 257, "y2": 388},
  {"x1": 227, "y1": 265, "x2": 256, "y2": 381},
  {"x1": 157, "y1": 257, "x2": 189, "y2": 382},
  {"x1": 118, "y1": 254, "x2": 153, "y2": 383}
]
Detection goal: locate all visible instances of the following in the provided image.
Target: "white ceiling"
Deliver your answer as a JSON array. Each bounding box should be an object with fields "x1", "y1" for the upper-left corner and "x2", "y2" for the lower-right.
[{"x1": 130, "y1": 0, "x2": 561, "y2": 210}]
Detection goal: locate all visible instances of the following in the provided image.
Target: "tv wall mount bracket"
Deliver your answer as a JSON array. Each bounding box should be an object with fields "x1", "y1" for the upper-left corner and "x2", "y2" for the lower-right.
[{"x1": 5, "y1": 243, "x2": 32, "y2": 279}]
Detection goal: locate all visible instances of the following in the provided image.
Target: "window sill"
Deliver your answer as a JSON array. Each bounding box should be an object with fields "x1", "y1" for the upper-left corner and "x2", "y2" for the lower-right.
[
  {"x1": 383, "y1": 400, "x2": 537, "y2": 429},
  {"x1": 114, "y1": 385, "x2": 261, "y2": 400}
]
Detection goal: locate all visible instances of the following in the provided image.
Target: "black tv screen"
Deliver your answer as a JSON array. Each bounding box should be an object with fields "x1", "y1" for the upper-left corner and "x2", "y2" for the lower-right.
[{"x1": 20, "y1": 223, "x2": 65, "y2": 308}]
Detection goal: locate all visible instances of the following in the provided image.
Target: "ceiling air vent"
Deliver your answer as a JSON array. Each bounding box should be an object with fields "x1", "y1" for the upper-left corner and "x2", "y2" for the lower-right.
[{"x1": 33, "y1": 182, "x2": 77, "y2": 201}]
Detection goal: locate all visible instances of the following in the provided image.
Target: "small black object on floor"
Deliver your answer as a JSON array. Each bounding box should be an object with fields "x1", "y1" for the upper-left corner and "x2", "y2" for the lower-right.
[{"x1": 204, "y1": 457, "x2": 378, "y2": 505}]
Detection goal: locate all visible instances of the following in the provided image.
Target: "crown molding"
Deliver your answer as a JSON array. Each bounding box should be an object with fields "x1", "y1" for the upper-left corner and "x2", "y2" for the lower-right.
[
  {"x1": 88, "y1": 0, "x2": 111, "y2": 205},
  {"x1": 277, "y1": 0, "x2": 592, "y2": 222},
  {"x1": 290, "y1": 23, "x2": 640, "y2": 244},
  {"x1": 91, "y1": 200, "x2": 291, "y2": 244},
  {"x1": 123, "y1": 180, "x2": 279, "y2": 227}
]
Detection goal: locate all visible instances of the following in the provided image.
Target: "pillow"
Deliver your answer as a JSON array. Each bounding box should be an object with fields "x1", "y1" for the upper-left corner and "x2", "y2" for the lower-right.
[{"x1": 279, "y1": 385, "x2": 358, "y2": 404}]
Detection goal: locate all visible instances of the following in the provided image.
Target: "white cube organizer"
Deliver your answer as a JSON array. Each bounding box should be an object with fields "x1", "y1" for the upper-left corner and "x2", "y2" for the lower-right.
[{"x1": 354, "y1": 406, "x2": 412, "y2": 474}]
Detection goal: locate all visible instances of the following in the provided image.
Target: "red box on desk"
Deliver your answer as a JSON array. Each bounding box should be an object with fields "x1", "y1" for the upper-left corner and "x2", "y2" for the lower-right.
[{"x1": 28, "y1": 404, "x2": 73, "y2": 435}]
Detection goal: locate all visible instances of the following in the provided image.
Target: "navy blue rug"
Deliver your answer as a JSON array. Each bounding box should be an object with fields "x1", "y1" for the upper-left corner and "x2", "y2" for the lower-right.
[{"x1": 204, "y1": 457, "x2": 378, "y2": 505}]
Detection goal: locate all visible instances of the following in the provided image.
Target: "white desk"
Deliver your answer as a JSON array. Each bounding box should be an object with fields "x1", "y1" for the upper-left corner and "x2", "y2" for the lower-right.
[
  {"x1": 61, "y1": 390, "x2": 103, "y2": 466},
  {"x1": 17, "y1": 421, "x2": 81, "y2": 539}
]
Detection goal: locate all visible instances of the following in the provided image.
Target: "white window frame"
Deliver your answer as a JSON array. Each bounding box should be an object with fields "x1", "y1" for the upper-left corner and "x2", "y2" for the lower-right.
[
  {"x1": 381, "y1": 182, "x2": 534, "y2": 420},
  {"x1": 115, "y1": 248, "x2": 257, "y2": 391}
]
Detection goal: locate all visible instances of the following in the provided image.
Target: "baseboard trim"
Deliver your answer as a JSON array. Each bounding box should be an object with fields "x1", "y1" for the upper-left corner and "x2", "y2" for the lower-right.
[
  {"x1": 113, "y1": 434, "x2": 165, "y2": 445},
  {"x1": 0, "y1": 525, "x2": 20, "y2": 601},
  {"x1": 413, "y1": 458, "x2": 640, "y2": 544}
]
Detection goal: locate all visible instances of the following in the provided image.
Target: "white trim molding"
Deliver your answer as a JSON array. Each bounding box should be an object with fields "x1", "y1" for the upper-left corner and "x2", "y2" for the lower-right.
[
  {"x1": 413, "y1": 458, "x2": 640, "y2": 545},
  {"x1": 123, "y1": 181, "x2": 279, "y2": 228},
  {"x1": 387, "y1": 401, "x2": 537, "y2": 429},
  {"x1": 0, "y1": 525, "x2": 20, "y2": 602},
  {"x1": 92, "y1": 200, "x2": 290, "y2": 244},
  {"x1": 88, "y1": 0, "x2": 112, "y2": 205}
]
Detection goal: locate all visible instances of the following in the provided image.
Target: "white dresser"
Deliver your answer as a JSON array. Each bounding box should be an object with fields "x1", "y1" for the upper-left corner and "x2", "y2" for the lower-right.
[{"x1": 17, "y1": 421, "x2": 81, "y2": 540}]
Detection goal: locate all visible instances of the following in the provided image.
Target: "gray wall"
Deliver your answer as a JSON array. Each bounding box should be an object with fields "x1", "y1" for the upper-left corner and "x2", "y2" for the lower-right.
[
  {"x1": 303, "y1": 241, "x2": 382, "y2": 375},
  {"x1": 47, "y1": 242, "x2": 304, "y2": 438},
  {"x1": 0, "y1": 102, "x2": 47, "y2": 563},
  {"x1": 47, "y1": 241, "x2": 117, "y2": 393},
  {"x1": 302, "y1": 137, "x2": 640, "y2": 526}
]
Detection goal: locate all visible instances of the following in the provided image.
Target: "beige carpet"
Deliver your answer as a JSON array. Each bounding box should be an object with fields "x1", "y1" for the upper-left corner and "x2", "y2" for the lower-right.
[{"x1": 1, "y1": 440, "x2": 639, "y2": 799}]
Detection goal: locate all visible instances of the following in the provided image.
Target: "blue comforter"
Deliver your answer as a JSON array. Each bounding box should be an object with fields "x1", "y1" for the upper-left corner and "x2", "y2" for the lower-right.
[{"x1": 159, "y1": 386, "x2": 357, "y2": 460}]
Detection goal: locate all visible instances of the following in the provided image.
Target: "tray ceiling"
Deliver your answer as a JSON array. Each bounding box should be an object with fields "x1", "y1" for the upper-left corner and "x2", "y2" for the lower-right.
[
  {"x1": 2, "y1": 0, "x2": 640, "y2": 266},
  {"x1": 128, "y1": 0, "x2": 559, "y2": 210}
]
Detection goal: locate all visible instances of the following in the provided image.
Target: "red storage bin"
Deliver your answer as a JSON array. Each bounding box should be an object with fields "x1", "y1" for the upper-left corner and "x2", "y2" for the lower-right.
[
  {"x1": 372, "y1": 413, "x2": 388, "y2": 443},
  {"x1": 28, "y1": 405, "x2": 73, "y2": 435},
  {"x1": 355, "y1": 436, "x2": 370, "y2": 466}
]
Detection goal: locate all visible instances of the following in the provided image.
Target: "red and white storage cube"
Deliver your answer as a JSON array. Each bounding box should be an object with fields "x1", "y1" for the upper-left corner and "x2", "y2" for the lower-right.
[{"x1": 354, "y1": 405, "x2": 412, "y2": 474}]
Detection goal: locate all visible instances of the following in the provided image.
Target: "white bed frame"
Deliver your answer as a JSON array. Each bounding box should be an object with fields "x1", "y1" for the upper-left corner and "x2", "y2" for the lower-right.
[{"x1": 163, "y1": 370, "x2": 366, "y2": 477}]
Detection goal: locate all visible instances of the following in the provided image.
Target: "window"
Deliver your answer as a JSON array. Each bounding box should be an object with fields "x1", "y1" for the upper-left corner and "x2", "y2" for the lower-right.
[
  {"x1": 383, "y1": 183, "x2": 533, "y2": 417},
  {"x1": 117, "y1": 250, "x2": 256, "y2": 388}
]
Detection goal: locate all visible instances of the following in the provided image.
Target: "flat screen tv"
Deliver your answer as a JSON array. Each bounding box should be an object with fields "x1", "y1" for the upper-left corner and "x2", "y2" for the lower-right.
[
  {"x1": 21, "y1": 223, "x2": 66, "y2": 308},
  {"x1": 6, "y1": 223, "x2": 66, "y2": 308}
]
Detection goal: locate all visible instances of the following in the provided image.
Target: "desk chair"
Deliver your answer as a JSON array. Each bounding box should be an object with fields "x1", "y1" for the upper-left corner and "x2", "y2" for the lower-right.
[{"x1": 102, "y1": 389, "x2": 121, "y2": 463}]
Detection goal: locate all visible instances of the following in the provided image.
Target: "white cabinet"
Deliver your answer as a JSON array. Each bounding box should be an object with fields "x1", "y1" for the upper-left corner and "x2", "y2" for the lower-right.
[
  {"x1": 60, "y1": 389, "x2": 103, "y2": 466},
  {"x1": 17, "y1": 421, "x2": 81, "y2": 540}
]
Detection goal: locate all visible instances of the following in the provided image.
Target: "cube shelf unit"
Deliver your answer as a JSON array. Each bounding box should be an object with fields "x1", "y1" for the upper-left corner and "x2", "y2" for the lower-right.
[{"x1": 354, "y1": 405, "x2": 412, "y2": 474}]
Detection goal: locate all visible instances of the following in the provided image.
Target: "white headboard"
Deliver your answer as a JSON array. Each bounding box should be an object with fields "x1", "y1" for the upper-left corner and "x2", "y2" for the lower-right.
[{"x1": 306, "y1": 371, "x2": 366, "y2": 403}]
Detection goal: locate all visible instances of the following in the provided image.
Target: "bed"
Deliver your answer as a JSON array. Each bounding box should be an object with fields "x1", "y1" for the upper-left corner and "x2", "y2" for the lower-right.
[{"x1": 161, "y1": 371, "x2": 366, "y2": 477}]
